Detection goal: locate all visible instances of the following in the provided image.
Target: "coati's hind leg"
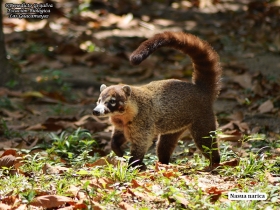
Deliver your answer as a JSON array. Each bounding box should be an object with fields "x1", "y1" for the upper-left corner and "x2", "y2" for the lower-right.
[
  {"x1": 111, "y1": 129, "x2": 127, "y2": 157},
  {"x1": 190, "y1": 115, "x2": 220, "y2": 167},
  {"x1": 157, "y1": 130, "x2": 185, "y2": 164}
]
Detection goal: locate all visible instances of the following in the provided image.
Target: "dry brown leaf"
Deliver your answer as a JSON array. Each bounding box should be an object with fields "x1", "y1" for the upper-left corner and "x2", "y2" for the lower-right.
[
  {"x1": 72, "y1": 203, "x2": 88, "y2": 209},
  {"x1": 88, "y1": 201, "x2": 104, "y2": 210},
  {"x1": 0, "y1": 155, "x2": 16, "y2": 168},
  {"x1": 67, "y1": 185, "x2": 87, "y2": 200},
  {"x1": 232, "y1": 73, "x2": 252, "y2": 89},
  {"x1": 220, "y1": 158, "x2": 240, "y2": 167},
  {"x1": 258, "y1": 99, "x2": 274, "y2": 113},
  {"x1": 26, "y1": 53, "x2": 48, "y2": 65},
  {"x1": 265, "y1": 172, "x2": 280, "y2": 184},
  {"x1": 0, "y1": 203, "x2": 11, "y2": 210},
  {"x1": 1, "y1": 149, "x2": 17, "y2": 157},
  {"x1": 0, "y1": 109, "x2": 25, "y2": 120},
  {"x1": 252, "y1": 80, "x2": 264, "y2": 96},
  {"x1": 74, "y1": 115, "x2": 108, "y2": 132},
  {"x1": 218, "y1": 132, "x2": 242, "y2": 142},
  {"x1": 27, "y1": 116, "x2": 78, "y2": 131},
  {"x1": 274, "y1": 148, "x2": 280, "y2": 154},
  {"x1": 219, "y1": 121, "x2": 249, "y2": 133},
  {"x1": 87, "y1": 157, "x2": 119, "y2": 167},
  {"x1": 127, "y1": 188, "x2": 159, "y2": 202},
  {"x1": 205, "y1": 186, "x2": 223, "y2": 202},
  {"x1": 228, "y1": 111, "x2": 244, "y2": 121},
  {"x1": 131, "y1": 179, "x2": 141, "y2": 188},
  {"x1": 1, "y1": 195, "x2": 21, "y2": 207},
  {"x1": 97, "y1": 177, "x2": 114, "y2": 189},
  {"x1": 86, "y1": 177, "x2": 114, "y2": 190},
  {"x1": 55, "y1": 43, "x2": 85, "y2": 56},
  {"x1": 21, "y1": 91, "x2": 44, "y2": 99},
  {"x1": 42, "y1": 163, "x2": 69, "y2": 174},
  {"x1": 155, "y1": 161, "x2": 178, "y2": 172},
  {"x1": 40, "y1": 91, "x2": 67, "y2": 102},
  {"x1": 26, "y1": 123, "x2": 47, "y2": 131},
  {"x1": 30, "y1": 195, "x2": 73, "y2": 209},
  {"x1": 119, "y1": 201, "x2": 135, "y2": 210},
  {"x1": 130, "y1": 179, "x2": 151, "y2": 193},
  {"x1": 15, "y1": 204, "x2": 27, "y2": 210}
]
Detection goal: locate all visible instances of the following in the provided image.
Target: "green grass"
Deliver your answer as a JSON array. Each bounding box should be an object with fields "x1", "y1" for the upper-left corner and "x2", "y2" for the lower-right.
[{"x1": 0, "y1": 129, "x2": 279, "y2": 209}]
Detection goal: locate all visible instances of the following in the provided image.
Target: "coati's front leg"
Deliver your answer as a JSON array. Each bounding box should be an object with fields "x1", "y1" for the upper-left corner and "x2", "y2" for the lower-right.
[
  {"x1": 127, "y1": 127, "x2": 154, "y2": 170},
  {"x1": 190, "y1": 116, "x2": 220, "y2": 167},
  {"x1": 157, "y1": 130, "x2": 185, "y2": 164},
  {"x1": 111, "y1": 129, "x2": 127, "y2": 157}
]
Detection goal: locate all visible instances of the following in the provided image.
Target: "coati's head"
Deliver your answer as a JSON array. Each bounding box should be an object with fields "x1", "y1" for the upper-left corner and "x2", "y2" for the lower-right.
[{"x1": 93, "y1": 84, "x2": 131, "y2": 117}]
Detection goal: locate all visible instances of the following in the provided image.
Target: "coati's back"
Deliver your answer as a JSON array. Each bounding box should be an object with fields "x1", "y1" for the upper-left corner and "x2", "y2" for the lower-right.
[
  {"x1": 130, "y1": 32, "x2": 222, "y2": 102},
  {"x1": 141, "y1": 79, "x2": 207, "y2": 133}
]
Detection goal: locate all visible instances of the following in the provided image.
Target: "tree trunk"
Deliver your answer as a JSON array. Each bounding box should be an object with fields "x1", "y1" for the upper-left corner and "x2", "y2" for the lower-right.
[{"x1": 0, "y1": 0, "x2": 12, "y2": 86}]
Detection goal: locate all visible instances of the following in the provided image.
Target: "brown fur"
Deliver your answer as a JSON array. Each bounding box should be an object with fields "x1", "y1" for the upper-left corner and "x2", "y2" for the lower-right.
[{"x1": 93, "y1": 31, "x2": 222, "y2": 170}]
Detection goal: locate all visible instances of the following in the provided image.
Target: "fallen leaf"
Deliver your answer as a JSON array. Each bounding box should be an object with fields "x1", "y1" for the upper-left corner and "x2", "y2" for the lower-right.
[
  {"x1": 258, "y1": 99, "x2": 274, "y2": 113},
  {"x1": 1, "y1": 149, "x2": 17, "y2": 157},
  {"x1": 0, "y1": 155, "x2": 16, "y2": 168},
  {"x1": 130, "y1": 179, "x2": 151, "y2": 193},
  {"x1": 252, "y1": 80, "x2": 264, "y2": 96},
  {"x1": 74, "y1": 115, "x2": 108, "y2": 132},
  {"x1": 127, "y1": 188, "x2": 159, "y2": 202},
  {"x1": 30, "y1": 195, "x2": 73, "y2": 209},
  {"x1": 42, "y1": 163, "x2": 69, "y2": 174},
  {"x1": 228, "y1": 111, "x2": 244, "y2": 121},
  {"x1": 205, "y1": 186, "x2": 223, "y2": 202},
  {"x1": 220, "y1": 158, "x2": 240, "y2": 167},
  {"x1": 219, "y1": 121, "x2": 249, "y2": 133},
  {"x1": 72, "y1": 203, "x2": 88, "y2": 209},
  {"x1": 21, "y1": 91, "x2": 44, "y2": 98},
  {"x1": 265, "y1": 172, "x2": 280, "y2": 184},
  {"x1": 0, "y1": 109, "x2": 25, "y2": 119},
  {"x1": 218, "y1": 132, "x2": 242, "y2": 142},
  {"x1": 119, "y1": 201, "x2": 135, "y2": 210},
  {"x1": 1, "y1": 195, "x2": 20, "y2": 206},
  {"x1": 232, "y1": 73, "x2": 252, "y2": 89},
  {"x1": 155, "y1": 161, "x2": 178, "y2": 172},
  {"x1": 40, "y1": 91, "x2": 67, "y2": 102},
  {"x1": 85, "y1": 177, "x2": 114, "y2": 190},
  {"x1": 26, "y1": 123, "x2": 47, "y2": 131},
  {"x1": 0, "y1": 203, "x2": 10, "y2": 210},
  {"x1": 14, "y1": 204, "x2": 27, "y2": 210},
  {"x1": 67, "y1": 185, "x2": 87, "y2": 200},
  {"x1": 88, "y1": 201, "x2": 104, "y2": 210}
]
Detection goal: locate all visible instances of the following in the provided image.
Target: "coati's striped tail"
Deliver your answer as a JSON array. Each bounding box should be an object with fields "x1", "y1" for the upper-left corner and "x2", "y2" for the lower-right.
[{"x1": 130, "y1": 31, "x2": 222, "y2": 100}]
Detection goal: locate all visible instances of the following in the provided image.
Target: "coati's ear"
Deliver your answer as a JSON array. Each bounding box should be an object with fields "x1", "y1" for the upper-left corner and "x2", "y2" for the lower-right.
[
  {"x1": 100, "y1": 84, "x2": 107, "y2": 92},
  {"x1": 122, "y1": 85, "x2": 131, "y2": 97}
]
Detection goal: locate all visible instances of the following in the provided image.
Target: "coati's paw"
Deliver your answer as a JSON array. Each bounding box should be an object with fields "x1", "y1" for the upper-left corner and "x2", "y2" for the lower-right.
[
  {"x1": 128, "y1": 158, "x2": 147, "y2": 171},
  {"x1": 111, "y1": 143, "x2": 125, "y2": 157}
]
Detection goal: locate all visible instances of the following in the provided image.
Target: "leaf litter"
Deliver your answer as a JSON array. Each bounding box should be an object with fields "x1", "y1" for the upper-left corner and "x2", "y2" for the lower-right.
[{"x1": 1, "y1": 0, "x2": 280, "y2": 209}]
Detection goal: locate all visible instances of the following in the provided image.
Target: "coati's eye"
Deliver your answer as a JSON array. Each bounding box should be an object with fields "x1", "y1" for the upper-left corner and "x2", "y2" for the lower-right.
[{"x1": 109, "y1": 98, "x2": 116, "y2": 104}]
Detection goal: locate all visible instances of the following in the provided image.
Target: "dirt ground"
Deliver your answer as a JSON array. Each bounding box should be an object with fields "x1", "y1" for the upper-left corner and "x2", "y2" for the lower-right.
[{"x1": 1, "y1": 0, "x2": 280, "y2": 144}]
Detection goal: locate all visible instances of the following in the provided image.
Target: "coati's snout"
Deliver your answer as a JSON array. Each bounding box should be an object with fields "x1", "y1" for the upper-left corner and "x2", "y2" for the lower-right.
[
  {"x1": 92, "y1": 103, "x2": 110, "y2": 116},
  {"x1": 92, "y1": 84, "x2": 131, "y2": 116}
]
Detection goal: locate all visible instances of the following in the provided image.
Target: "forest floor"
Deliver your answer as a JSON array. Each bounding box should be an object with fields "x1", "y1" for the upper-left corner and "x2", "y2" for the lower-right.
[{"x1": 0, "y1": 0, "x2": 280, "y2": 209}]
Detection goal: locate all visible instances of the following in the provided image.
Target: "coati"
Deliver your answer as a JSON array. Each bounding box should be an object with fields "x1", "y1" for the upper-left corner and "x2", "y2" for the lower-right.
[{"x1": 93, "y1": 31, "x2": 222, "y2": 170}]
